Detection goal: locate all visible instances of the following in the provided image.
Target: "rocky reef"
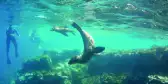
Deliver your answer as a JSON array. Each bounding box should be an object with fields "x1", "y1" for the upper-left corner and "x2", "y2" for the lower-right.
[
  {"x1": 88, "y1": 45, "x2": 168, "y2": 75},
  {"x1": 14, "y1": 55, "x2": 64, "y2": 84},
  {"x1": 12, "y1": 46, "x2": 168, "y2": 84}
]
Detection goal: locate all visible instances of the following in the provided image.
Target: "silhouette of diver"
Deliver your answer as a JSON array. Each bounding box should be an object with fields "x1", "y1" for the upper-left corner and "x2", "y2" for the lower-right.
[
  {"x1": 29, "y1": 29, "x2": 41, "y2": 43},
  {"x1": 6, "y1": 24, "x2": 20, "y2": 64}
]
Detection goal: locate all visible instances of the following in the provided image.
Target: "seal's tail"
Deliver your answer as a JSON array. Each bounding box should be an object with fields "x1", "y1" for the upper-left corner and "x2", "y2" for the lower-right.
[
  {"x1": 93, "y1": 46, "x2": 105, "y2": 53},
  {"x1": 71, "y1": 31, "x2": 76, "y2": 35}
]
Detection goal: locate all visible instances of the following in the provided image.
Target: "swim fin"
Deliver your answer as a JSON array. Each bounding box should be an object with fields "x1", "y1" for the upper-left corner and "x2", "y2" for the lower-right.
[
  {"x1": 93, "y1": 46, "x2": 105, "y2": 53},
  {"x1": 7, "y1": 59, "x2": 11, "y2": 64},
  {"x1": 15, "y1": 52, "x2": 19, "y2": 58}
]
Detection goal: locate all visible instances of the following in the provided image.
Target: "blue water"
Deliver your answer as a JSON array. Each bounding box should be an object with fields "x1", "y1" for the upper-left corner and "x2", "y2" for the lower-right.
[{"x1": 0, "y1": 0, "x2": 168, "y2": 83}]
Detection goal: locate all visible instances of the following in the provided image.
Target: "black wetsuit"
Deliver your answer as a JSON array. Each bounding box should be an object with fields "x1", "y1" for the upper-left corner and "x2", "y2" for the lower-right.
[{"x1": 6, "y1": 26, "x2": 19, "y2": 64}]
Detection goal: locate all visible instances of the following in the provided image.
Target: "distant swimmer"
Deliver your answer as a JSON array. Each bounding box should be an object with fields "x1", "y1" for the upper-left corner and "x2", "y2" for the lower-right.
[
  {"x1": 29, "y1": 29, "x2": 43, "y2": 49},
  {"x1": 68, "y1": 22, "x2": 105, "y2": 64},
  {"x1": 29, "y1": 29, "x2": 42, "y2": 43},
  {"x1": 50, "y1": 26, "x2": 75, "y2": 36},
  {"x1": 6, "y1": 24, "x2": 20, "y2": 64}
]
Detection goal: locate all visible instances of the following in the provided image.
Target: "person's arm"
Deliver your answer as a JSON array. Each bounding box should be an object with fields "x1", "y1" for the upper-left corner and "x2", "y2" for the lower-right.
[
  {"x1": 15, "y1": 29, "x2": 20, "y2": 36},
  {"x1": 6, "y1": 29, "x2": 8, "y2": 35}
]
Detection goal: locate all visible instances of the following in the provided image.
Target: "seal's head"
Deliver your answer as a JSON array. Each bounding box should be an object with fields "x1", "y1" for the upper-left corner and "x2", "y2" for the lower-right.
[
  {"x1": 68, "y1": 56, "x2": 80, "y2": 65},
  {"x1": 50, "y1": 26, "x2": 55, "y2": 31},
  {"x1": 8, "y1": 24, "x2": 13, "y2": 30},
  {"x1": 51, "y1": 26, "x2": 60, "y2": 31},
  {"x1": 50, "y1": 28, "x2": 54, "y2": 31},
  {"x1": 50, "y1": 27, "x2": 55, "y2": 31}
]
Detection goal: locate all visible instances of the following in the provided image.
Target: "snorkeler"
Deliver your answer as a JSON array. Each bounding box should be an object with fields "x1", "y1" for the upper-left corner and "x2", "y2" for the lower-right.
[
  {"x1": 6, "y1": 24, "x2": 20, "y2": 64},
  {"x1": 29, "y1": 29, "x2": 41, "y2": 43},
  {"x1": 68, "y1": 22, "x2": 105, "y2": 64},
  {"x1": 50, "y1": 26, "x2": 75, "y2": 36},
  {"x1": 29, "y1": 29, "x2": 43, "y2": 49}
]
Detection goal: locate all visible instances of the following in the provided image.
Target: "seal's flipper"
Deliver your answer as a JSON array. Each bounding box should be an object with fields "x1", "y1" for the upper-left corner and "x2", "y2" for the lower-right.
[
  {"x1": 71, "y1": 31, "x2": 76, "y2": 35},
  {"x1": 61, "y1": 32, "x2": 68, "y2": 37},
  {"x1": 15, "y1": 52, "x2": 19, "y2": 58},
  {"x1": 93, "y1": 47, "x2": 105, "y2": 53},
  {"x1": 71, "y1": 31, "x2": 76, "y2": 36},
  {"x1": 72, "y1": 22, "x2": 88, "y2": 51},
  {"x1": 72, "y1": 22, "x2": 82, "y2": 32}
]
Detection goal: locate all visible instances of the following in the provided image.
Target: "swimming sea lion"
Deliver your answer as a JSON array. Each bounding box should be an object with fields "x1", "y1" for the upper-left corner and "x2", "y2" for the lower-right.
[
  {"x1": 68, "y1": 22, "x2": 105, "y2": 64},
  {"x1": 51, "y1": 26, "x2": 75, "y2": 36}
]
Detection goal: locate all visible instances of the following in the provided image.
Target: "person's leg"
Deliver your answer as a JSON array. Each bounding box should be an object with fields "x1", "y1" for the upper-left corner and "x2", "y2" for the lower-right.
[
  {"x1": 11, "y1": 37, "x2": 18, "y2": 58},
  {"x1": 6, "y1": 38, "x2": 11, "y2": 64}
]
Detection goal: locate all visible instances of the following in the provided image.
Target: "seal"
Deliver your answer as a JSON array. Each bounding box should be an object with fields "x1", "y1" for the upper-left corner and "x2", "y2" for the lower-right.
[
  {"x1": 51, "y1": 26, "x2": 75, "y2": 36},
  {"x1": 68, "y1": 22, "x2": 105, "y2": 64}
]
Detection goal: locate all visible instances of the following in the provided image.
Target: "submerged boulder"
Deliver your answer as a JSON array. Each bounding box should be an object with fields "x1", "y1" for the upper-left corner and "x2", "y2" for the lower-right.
[
  {"x1": 15, "y1": 71, "x2": 64, "y2": 84},
  {"x1": 88, "y1": 46, "x2": 168, "y2": 76},
  {"x1": 43, "y1": 50, "x2": 80, "y2": 65},
  {"x1": 21, "y1": 55, "x2": 52, "y2": 72},
  {"x1": 81, "y1": 73, "x2": 127, "y2": 84},
  {"x1": 12, "y1": 46, "x2": 168, "y2": 84},
  {"x1": 14, "y1": 55, "x2": 64, "y2": 84},
  {"x1": 148, "y1": 75, "x2": 168, "y2": 84}
]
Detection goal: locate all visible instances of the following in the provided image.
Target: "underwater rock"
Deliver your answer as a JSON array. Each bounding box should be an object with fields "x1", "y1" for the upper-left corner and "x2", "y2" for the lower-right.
[
  {"x1": 21, "y1": 55, "x2": 52, "y2": 72},
  {"x1": 12, "y1": 46, "x2": 168, "y2": 84},
  {"x1": 43, "y1": 50, "x2": 80, "y2": 65},
  {"x1": 70, "y1": 64, "x2": 89, "y2": 84},
  {"x1": 53, "y1": 62, "x2": 89, "y2": 84},
  {"x1": 100, "y1": 73, "x2": 127, "y2": 84},
  {"x1": 88, "y1": 46, "x2": 168, "y2": 76},
  {"x1": 81, "y1": 75, "x2": 101, "y2": 84},
  {"x1": 14, "y1": 55, "x2": 66, "y2": 84},
  {"x1": 15, "y1": 71, "x2": 64, "y2": 84},
  {"x1": 81, "y1": 73, "x2": 127, "y2": 84},
  {"x1": 123, "y1": 74, "x2": 168, "y2": 84},
  {"x1": 148, "y1": 75, "x2": 168, "y2": 84},
  {"x1": 123, "y1": 75, "x2": 149, "y2": 84}
]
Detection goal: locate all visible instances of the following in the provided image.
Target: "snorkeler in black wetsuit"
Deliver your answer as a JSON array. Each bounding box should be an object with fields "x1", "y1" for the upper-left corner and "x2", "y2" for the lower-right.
[{"x1": 6, "y1": 25, "x2": 20, "y2": 64}]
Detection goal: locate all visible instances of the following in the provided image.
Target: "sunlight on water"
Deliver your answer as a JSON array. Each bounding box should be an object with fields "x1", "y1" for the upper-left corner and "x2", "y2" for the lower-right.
[{"x1": 37, "y1": 24, "x2": 168, "y2": 52}]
